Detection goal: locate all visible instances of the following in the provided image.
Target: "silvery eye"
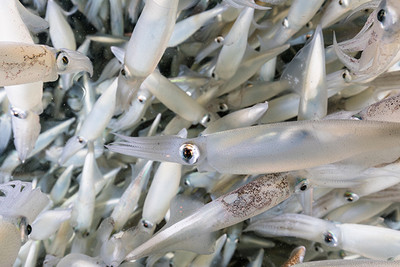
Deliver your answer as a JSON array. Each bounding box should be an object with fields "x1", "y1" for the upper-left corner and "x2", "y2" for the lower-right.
[
  {"x1": 179, "y1": 143, "x2": 200, "y2": 164},
  {"x1": 323, "y1": 231, "x2": 338, "y2": 247},
  {"x1": 56, "y1": 51, "x2": 69, "y2": 72},
  {"x1": 342, "y1": 69, "x2": 352, "y2": 82},
  {"x1": 10, "y1": 106, "x2": 28, "y2": 119},
  {"x1": 76, "y1": 136, "x2": 87, "y2": 145},
  {"x1": 377, "y1": 9, "x2": 386, "y2": 23},
  {"x1": 141, "y1": 219, "x2": 153, "y2": 229},
  {"x1": 295, "y1": 178, "x2": 309, "y2": 192},
  {"x1": 344, "y1": 191, "x2": 359, "y2": 202},
  {"x1": 338, "y1": 0, "x2": 348, "y2": 7}
]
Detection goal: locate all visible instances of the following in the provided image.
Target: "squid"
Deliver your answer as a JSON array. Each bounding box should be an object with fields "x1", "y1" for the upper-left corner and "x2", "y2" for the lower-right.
[
  {"x1": 281, "y1": 25, "x2": 327, "y2": 120},
  {"x1": 246, "y1": 213, "x2": 400, "y2": 260},
  {"x1": 294, "y1": 259, "x2": 400, "y2": 267},
  {"x1": 124, "y1": 172, "x2": 296, "y2": 260},
  {"x1": 214, "y1": 7, "x2": 254, "y2": 81},
  {"x1": 107, "y1": 120, "x2": 400, "y2": 175},
  {"x1": 0, "y1": 181, "x2": 49, "y2": 266},
  {"x1": 0, "y1": 42, "x2": 92, "y2": 87},
  {"x1": 59, "y1": 78, "x2": 117, "y2": 165},
  {"x1": 201, "y1": 102, "x2": 268, "y2": 135},
  {"x1": 320, "y1": 0, "x2": 377, "y2": 29},
  {"x1": 118, "y1": 0, "x2": 179, "y2": 109},
  {"x1": 0, "y1": 0, "x2": 47, "y2": 162},
  {"x1": 168, "y1": 4, "x2": 229, "y2": 47},
  {"x1": 260, "y1": 0, "x2": 325, "y2": 50},
  {"x1": 333, "y1": 0, "x2": 400, "y2": 82}
]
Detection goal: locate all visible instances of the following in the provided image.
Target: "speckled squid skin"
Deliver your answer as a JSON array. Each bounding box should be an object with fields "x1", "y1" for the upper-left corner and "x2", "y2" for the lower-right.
[
  {"x1": 0, "y1": 42, "x2": 57, "y2": 86},
  {"x1": 356, "y1": 93, "x2": 400, "y2": 122},
  {"x1": 124, "y1": 172, "x2": 295, "y2": 261},
  {"x1": 220, "y1": 173, "x2": 292, "y2": 219}
]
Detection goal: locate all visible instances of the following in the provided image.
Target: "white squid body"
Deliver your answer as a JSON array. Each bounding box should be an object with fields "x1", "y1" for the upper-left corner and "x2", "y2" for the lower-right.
[
  {"x1": 320, "y1": 0, "x2": 376, "y2": 28},
  {"x1": 282, "y1": 25, "x2": 327, "y2": 120},
  {"x1": 261, "y1": 0, "x2": 325, "y2": 49},
  {"x1": 168, "y1": 4, "x2": 228, "y2": 47},
  {"x1": 142, "y1": 161, "x2": 182, "y2": 225},
  {"x1": 0, "y1": 42, "x2": 93, "y2": 87},
  {"x1": 0, "y1": 181, "x2": 49, "y2": 266},
  {"x1": 334, "y1": 0, "x2": 400, "y2": 82},
  {"x1": 125, "y1": 173, "x2": 294, "y2": 260},
  {"x1": 202, "y1": 102, "x2": 268, "y2": 135},
  {"x1": 107, "y1": 120, "x2": 400, "y2": 175},
  {"x1": 72, "y1": 145, "x2": 103, "y2": 234},
  {"x1": 46, "y1": 0, "x2": 76, "y2": 51},
  {"x1": 214, "y1": 7, "x2": 254, "y2": 81},
  {"x1": 0, "y1": 0, "x2": 44, "y2": 162},
  {"x1": 0, "y1": 0, "x2": 92, "y2": 161},
  {"x1": 247, "y1": 213, "x2": 400, "y2": 260},
  {"x1": 59, "y1": 78, "x2": 117, "y2": 164},
  {"x1": 116, "y1": 0, "x2": 179, "y2": 109},
  {"x1": 124, "y1": 0, "x2": 179, "y2": 79}
]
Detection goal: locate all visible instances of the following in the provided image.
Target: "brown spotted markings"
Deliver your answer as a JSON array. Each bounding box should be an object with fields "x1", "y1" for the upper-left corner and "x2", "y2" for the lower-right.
[
  {"x1": 220, "y1": 173, "x2": 291, "y2": 218},
  {"x1": 1, "y1": 45, "x2": 50, "y2": 81},
  {"x1": 358, "y1": 93, "x2": 400, "y2": 122}
]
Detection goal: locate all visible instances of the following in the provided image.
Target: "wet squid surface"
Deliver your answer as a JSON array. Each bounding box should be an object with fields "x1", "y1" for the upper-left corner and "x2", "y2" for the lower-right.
[{"x1": 3, "y1": 0, "x2": 400, "y2": 266}]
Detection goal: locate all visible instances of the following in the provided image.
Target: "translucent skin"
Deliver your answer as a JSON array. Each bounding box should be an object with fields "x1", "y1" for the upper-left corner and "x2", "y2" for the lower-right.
[
  {"x1": 334, "y1": 0, "x2": 400, "y2": 82},
  {"x1": 0, "y1": 42, "x2": 92, "y2": 87},
  {"x1": 125, "y1": 173, "x2": 293, "y2": 260},
  {"x1": 247, "y1": 213, "x2": 400, "y2": 259},
  {"x1": 108, "y1": 120, "x2": 400, "y2": 175}
]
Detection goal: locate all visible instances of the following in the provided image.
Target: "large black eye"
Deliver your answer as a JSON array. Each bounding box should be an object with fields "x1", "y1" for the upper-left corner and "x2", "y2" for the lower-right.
[
  {"x1": 56, "y1": 51, "x2": 69, "y2": 71},
  {"x1": 27, "y1": 224, "x2": 32, "y2": 235},
  {"x1": 377, "y1": 9, "x2": 386, "y2": 23},
  {"x1": 62, "y1": 56, "x2": 69, "y2": 65}
]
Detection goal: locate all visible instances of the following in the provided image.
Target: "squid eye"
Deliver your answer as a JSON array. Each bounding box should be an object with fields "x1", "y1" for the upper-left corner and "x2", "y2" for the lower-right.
[
  {"x1": 323, "y1": 231, "x2": 338, "y2": 247},
  {"x1": 56, "y1": 51, "x2": 70, "y2": 71},
  {"x1": 201, "y1": 114, "x2": 212, "y2": 125},
  {"x1": 218, "y1": 103, "x2": 228, "y2": 112},
  {"x1": 76, "y1": 136, "x2": 87, "y2": 145},
  {"x1": 282, "y1": 17, "x2": 289, "y2": 28},
  {"x1": 121, "y1": 68, "x2": 127, "y2": 77},
  {"x1": 338, "y1": 0, "x2": 348, "y2": 7},
  {"x1": 27, "y1": 224, "x2": 32, "y2": 235},
  {"x1": 344, "y1": 191, "x2": 359, "y2": 202},
  {"x1": 295, "y1": 178, "x2": 309, "y2": 192},
  {"x1": 215, "y1": 36, "x2": 224, "y2": 44},
  {"x1": 342, "y1": 69, "x2": 352, "y2": 82},
  {"x1": 137, "y1": 95, "x2": 147, "y2": 103},
  {"x1": 10, "y1": 107, "x2": 28, "y2": 119},
  {"x1": 179, "y1": 143, "x2": 200, "y2": 164},
  {"x1": 62, "y1": 56, "x2": 69, "y2": 65},
  {"x1": 377, "y1": 9, "x2": 386, "y2": 23},
  {"x1": 141, "y1": 219, "x2": 153, "y2": 229}
]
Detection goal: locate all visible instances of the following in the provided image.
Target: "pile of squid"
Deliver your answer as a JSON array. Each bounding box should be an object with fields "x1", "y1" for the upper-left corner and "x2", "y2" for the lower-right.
[{"x1": 2, "y1": 0, "x2": 400, "y2": 266}]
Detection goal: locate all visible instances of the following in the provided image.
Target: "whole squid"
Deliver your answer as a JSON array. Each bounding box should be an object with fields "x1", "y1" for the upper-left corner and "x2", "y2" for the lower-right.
[
  {"x1": 124, "y1": 172, "x2": 296, "y2": 260},
  {"x1": 107, "y1": 120, "x2": 400, "y2": 174},
  {"x1": 0, "y1": 42, "x2": 92, "y2": 86}
]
